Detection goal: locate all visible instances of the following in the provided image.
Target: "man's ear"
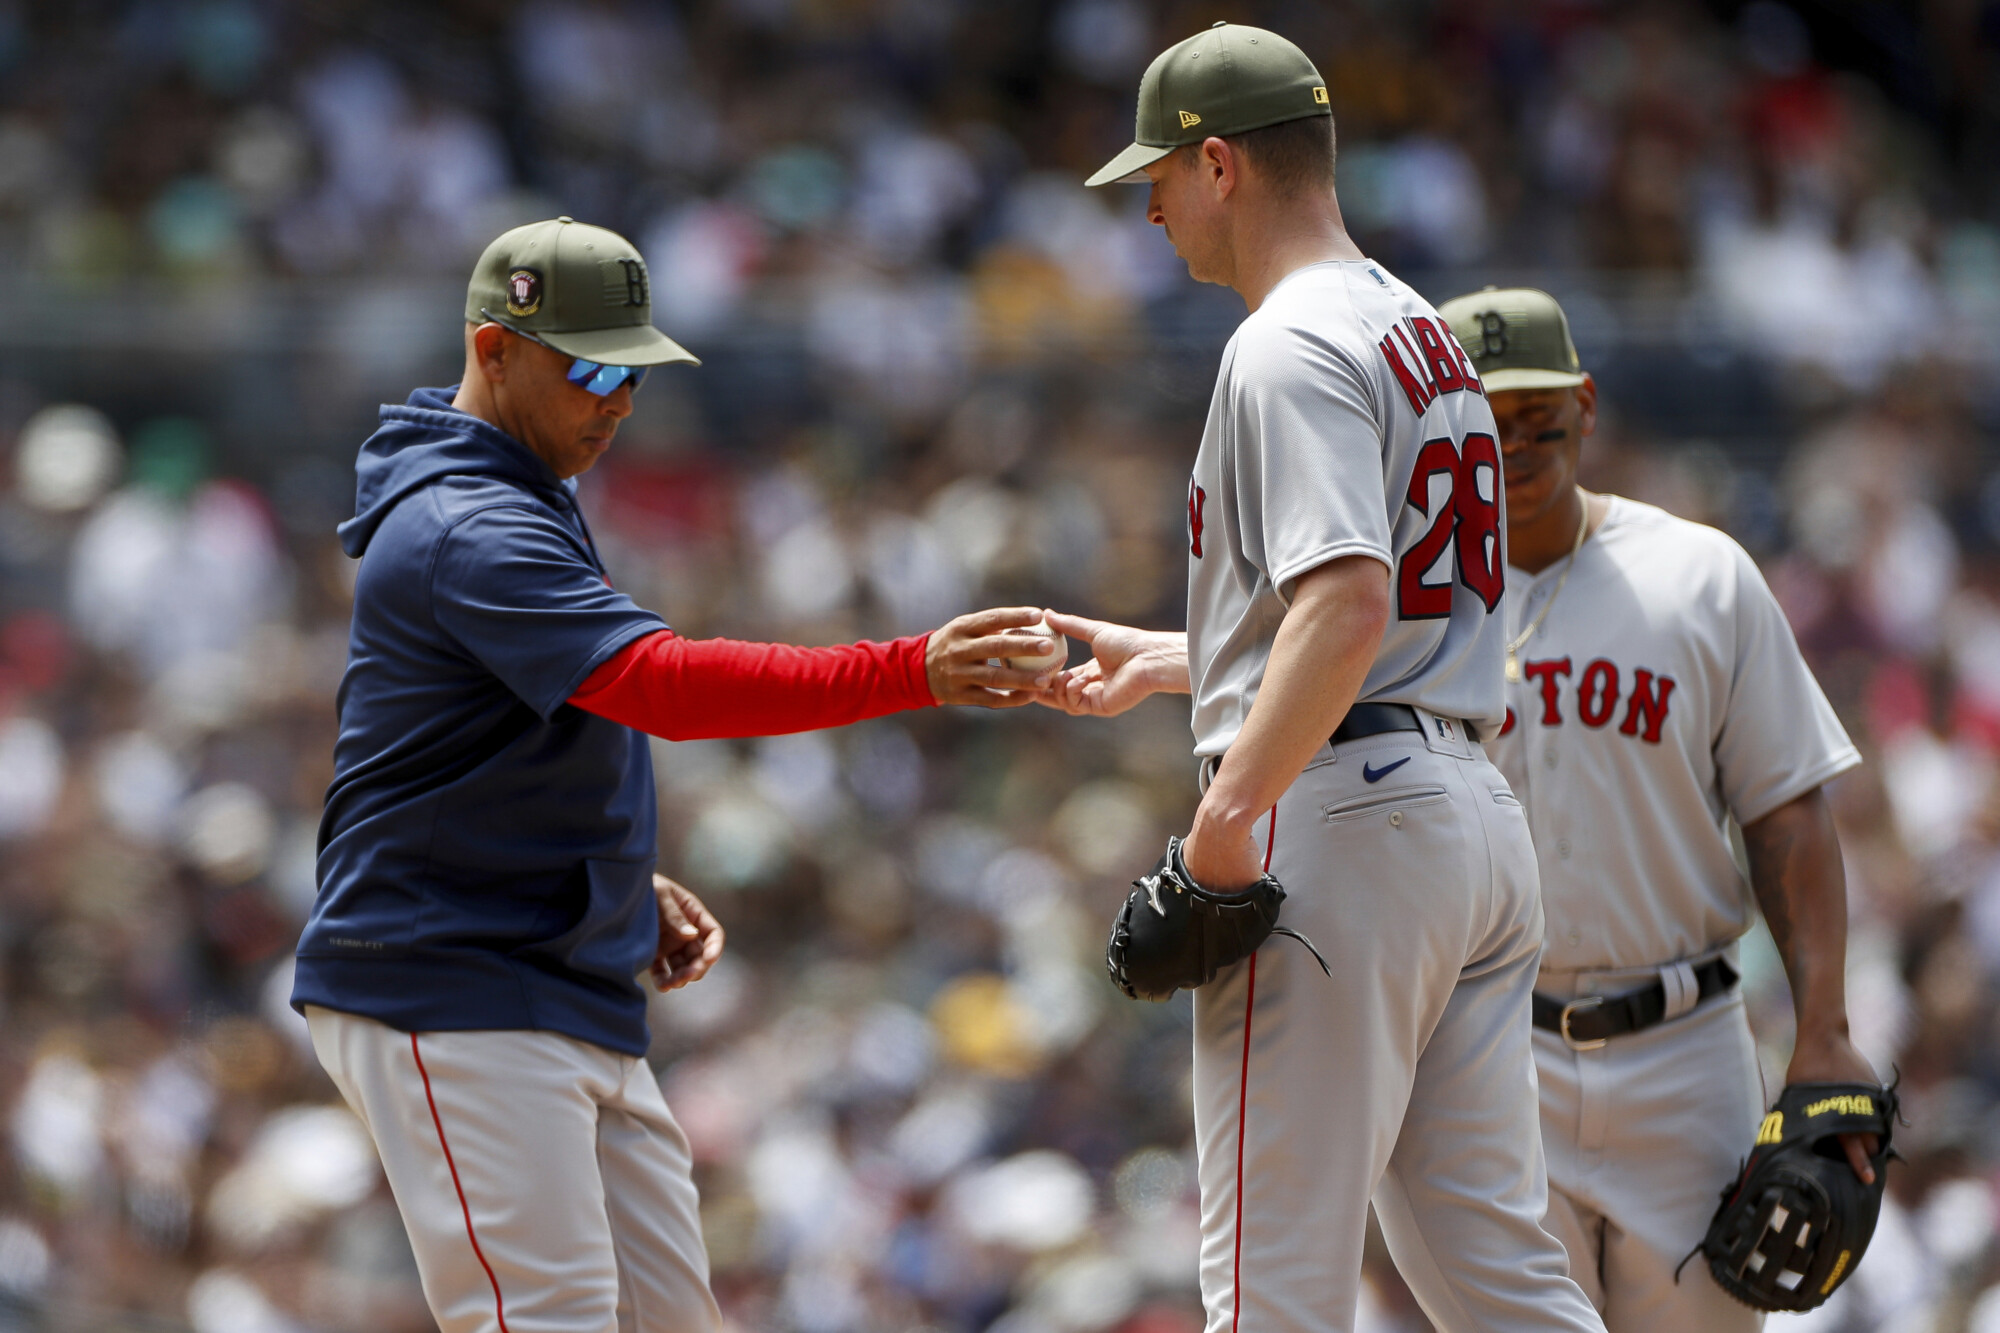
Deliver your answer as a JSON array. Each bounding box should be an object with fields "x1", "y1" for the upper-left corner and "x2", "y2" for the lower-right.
[
  {"x1": 1574, "y1": 373, "x2": 1599, "y2": 439},
  {"x1": 1199, "y1": 136, "x2": 1238, "y2": 199},
  {"x1": 471, "y1": 323, "x2": 510, "y2": 385}
]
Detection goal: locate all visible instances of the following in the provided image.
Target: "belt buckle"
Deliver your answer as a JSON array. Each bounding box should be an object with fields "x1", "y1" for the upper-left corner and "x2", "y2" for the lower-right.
[{"x1": 1559, "y1": 997, "x2": 1606, "y2": 1051}]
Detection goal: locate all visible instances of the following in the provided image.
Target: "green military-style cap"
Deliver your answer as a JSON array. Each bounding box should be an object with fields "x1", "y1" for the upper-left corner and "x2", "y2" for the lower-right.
[
  {"x1": 465, "y1": 216, "x2": 699, "y2": 367},
  {"x1": 1436, "y1": 286, "x2": 1586, "y2": 393},
  {"x1": 1086, "y1": 22, "x2": 1331, "y2": 187}
]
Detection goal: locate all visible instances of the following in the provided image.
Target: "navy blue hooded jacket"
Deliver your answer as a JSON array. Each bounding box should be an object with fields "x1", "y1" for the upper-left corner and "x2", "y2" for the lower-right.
[{"x1": 293, "y1": 387, "x2": 668, "y2": 1055}]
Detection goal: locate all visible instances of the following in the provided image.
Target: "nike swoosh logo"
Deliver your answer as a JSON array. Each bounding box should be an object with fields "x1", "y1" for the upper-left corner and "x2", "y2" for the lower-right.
[{"x1": 1362, "y1": 756, "x2": 1411, "y2": 783}]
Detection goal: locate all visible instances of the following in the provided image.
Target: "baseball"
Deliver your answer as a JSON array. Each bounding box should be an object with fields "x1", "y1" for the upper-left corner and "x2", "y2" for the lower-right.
[{"x1": 1003, "y1": 617, "x2": 1067, "y2": 673}]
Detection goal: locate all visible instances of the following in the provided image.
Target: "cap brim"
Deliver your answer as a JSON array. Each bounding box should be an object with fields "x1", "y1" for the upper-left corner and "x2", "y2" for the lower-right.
[
  {"x1": 539, "y1": 323, "x2": 701, "y2": 367},
  {"x1": 1479, "y1": 368, "x2": 1586, "y2": 393},
  {"x1": 1085, "y1": 141, "x2": 1177, "y2": 187}
]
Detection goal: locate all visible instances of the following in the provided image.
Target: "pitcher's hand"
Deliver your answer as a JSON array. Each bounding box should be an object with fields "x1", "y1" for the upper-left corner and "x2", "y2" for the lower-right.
[{"x1": 1038, "y1": 612, "x2": 1189, "y2": 718}]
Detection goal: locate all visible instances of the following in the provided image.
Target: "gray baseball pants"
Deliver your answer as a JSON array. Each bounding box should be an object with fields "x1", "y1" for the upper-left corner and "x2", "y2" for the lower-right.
[
  {"x1": 1192, "y1": 720, "x2": 1604, "y2": 1333},
  {"x1": 306, "y1": 1006, "x2": 720, "y2": 1333},
  {"x1": 1533, "y1": 965, "x2": 1766, "y2": 1332}
]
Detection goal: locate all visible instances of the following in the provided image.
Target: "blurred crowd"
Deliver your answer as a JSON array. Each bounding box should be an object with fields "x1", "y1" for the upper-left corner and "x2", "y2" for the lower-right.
[
  {"x1": 3, "y1": 2, "x2": 2000, "y2": 1332},
  {"x1": 7, "y1": 0, "x2": 2000, "y2": 391}
]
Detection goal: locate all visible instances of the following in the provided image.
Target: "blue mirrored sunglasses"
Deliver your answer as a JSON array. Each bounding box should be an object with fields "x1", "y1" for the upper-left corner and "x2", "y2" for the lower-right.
[
  {"x1": 481, "y1": 310, "x2": 650, "y2": 397},
  {"x1": 565, "y1": 359, "x2": 648, "y2": 396}
]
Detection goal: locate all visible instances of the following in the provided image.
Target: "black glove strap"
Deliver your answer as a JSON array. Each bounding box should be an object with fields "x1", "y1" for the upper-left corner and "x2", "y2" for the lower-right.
[
  {"x1": 1531, "y1": 957, "x2": 1739, "y2": 1046},
  {"x1": 1766, "y1": 1082, "x2": 1896, "y2": 1149}
]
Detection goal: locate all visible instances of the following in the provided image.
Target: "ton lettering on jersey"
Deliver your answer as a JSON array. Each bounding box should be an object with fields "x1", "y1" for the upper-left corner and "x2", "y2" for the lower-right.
[
  {"x1": 1511, "y1": 656, "x2": 1677, "y2": 743},
  {"x1": 1187, "y1": 479, "x2": 1206, "y2": 558}
]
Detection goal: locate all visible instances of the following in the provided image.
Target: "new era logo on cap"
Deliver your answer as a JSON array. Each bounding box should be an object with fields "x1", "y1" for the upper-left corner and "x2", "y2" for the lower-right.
[{"x1": 1179, "y1": 110, "x2": 1202, "y2": 128}]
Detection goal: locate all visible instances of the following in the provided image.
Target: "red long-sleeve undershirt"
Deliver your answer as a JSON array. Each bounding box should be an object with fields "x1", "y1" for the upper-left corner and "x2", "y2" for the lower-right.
[{"x1": 568, "y1": 629, "x2": 937, "y2": 740}]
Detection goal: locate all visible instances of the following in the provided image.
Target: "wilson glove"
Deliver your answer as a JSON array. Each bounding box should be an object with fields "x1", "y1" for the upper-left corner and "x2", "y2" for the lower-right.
[{"x1": 1691, "y1": 1081, "x2": 1897, "y2": 1313}]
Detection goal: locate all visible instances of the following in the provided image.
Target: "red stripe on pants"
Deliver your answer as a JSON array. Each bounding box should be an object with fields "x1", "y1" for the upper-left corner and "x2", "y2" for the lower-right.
[
  {"x1": 1232, "y1": 804, "x2": 1279, "y2": 1331},
  {"x1": 411, "y1": 1033, "x2": 511, "y2": 1332}
]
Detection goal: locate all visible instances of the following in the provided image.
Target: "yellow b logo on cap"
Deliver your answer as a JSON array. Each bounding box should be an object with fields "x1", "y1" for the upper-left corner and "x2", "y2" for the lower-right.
[
  {"x1": 1179, "y1": 109, "x2": 1201, "y2": 128},
  {"x1": 1313, "y1": 86, "x2": 1329, "y2": 104}
]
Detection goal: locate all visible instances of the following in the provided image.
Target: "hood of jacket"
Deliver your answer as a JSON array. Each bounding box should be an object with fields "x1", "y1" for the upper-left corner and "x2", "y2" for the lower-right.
[{"x1": 339, "y1": 386, "x2": 571, "y2": 558}]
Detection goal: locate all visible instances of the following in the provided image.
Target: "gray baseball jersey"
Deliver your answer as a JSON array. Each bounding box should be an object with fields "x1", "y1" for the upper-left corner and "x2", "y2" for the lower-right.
[
  {"x1": 1180, "y1": 259, "x2": 1604, "y2": 1332},
  {"x1": 1488, "y1": 496, "x2": 1861, "y2": 973},
  {"x1": 1186, "y1": 261, "x2": 1510, "y2": 757}
]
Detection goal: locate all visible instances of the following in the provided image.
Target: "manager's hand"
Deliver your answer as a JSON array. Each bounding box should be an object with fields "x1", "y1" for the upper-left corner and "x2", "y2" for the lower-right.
[
  {"x1": 651, "y1": 874, "x2": 724, "y2": 991},
  {"x1": 926, "y1": 606, "x2": 1061, "y2": 707}
]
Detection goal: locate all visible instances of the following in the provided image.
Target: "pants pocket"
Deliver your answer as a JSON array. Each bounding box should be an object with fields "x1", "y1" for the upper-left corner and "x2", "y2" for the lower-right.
[{"x1": 1322, "y1": 785, "x2": 1450, "y2": 823}]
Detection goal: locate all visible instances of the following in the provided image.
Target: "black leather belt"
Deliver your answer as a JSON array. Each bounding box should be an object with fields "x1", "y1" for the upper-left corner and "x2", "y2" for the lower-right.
[
  {"x1": 1533, "y1": 957, "x2": 1739, "y2": 1049},
  {"x1": 1331, "y1": 702, "x2": 1423, "y2": 744}
]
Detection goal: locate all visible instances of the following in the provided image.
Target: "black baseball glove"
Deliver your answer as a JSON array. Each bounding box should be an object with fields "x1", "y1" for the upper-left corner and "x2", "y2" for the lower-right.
[
  {"x1": 1104, "y1": 836, "x2": 1329, "y2": 1002},
  {"x1": 1690, "y1": 1081, "x2": 1897, "y2": 1313}
]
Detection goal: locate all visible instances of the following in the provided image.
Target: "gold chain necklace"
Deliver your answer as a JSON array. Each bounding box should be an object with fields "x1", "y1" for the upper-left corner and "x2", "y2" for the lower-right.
[{"x1": 1505, "y1": 494, "x2": 1591, "y2": 684}]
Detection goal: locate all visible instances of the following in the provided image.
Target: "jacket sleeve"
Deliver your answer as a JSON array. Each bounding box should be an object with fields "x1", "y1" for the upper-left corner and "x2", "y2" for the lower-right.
[
  {"x1": 429, "y1": 505, "x2": 667, "y2": 720},
  {"x1": 568, "y1": 629, "x2": 937, "y2": 740}
]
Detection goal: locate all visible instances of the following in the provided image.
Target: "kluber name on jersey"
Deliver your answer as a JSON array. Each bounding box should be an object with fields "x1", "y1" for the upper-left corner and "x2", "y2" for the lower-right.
[
  {"x1": 1488, "y1": 497, "x2": 1860, "y2": 972},
  {"x1": 1186, "y1": 260, "x2": 1509, "y2": 756}
]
